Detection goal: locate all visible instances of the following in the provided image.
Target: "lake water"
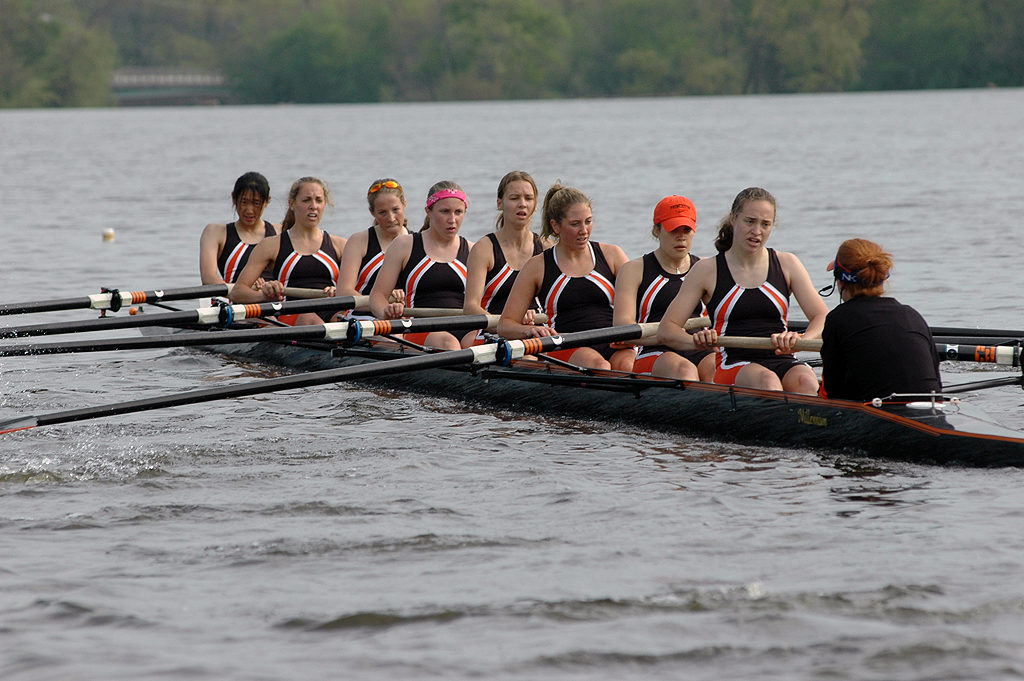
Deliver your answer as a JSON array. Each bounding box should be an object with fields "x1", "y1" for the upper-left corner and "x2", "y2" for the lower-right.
[{"x1": 1, "y1": 89, "x2": 1024, "y2": 680}]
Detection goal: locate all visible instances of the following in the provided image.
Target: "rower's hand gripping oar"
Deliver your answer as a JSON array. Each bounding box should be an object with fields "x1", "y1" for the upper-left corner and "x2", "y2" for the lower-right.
[
  {"x1": 0, "y1": 323, "x2": 657, "y2": 434},
  {"x1": 0, "y1": 296, "x2": 369, "y2": 339}
]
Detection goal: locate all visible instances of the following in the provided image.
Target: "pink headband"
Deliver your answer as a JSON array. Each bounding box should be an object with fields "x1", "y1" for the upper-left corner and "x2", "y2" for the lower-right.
[{"x1": 426, "y1": 188, "x2": 468, "y2": 209}]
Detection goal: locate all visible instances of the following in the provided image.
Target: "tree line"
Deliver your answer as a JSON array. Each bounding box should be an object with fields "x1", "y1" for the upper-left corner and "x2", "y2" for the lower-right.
[{"x1": 3, "y1": 0, "x2": 1023, "y2": 108}]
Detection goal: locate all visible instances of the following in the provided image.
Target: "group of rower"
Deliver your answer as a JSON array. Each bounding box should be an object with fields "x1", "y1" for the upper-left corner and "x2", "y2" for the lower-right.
[{"x1": 199, "y1": 172, "x2": 941, "y2": 402}]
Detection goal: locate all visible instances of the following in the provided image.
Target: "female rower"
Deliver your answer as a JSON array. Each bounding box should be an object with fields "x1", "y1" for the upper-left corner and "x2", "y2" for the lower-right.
[
  {"x1": 335, "y1": 178, "x2": 410, "y2": 305},
  {"x1": 461, "y1": 170, "x2": 552, "y2": 347},
  {"x1": 199, "y1": 171, "x2": 279, "y2": 285},
  {"x1": 819, "y1": 238, "x2": 941, "y2": 400},
  {"x1": 611, "y1": 195, "x2": 714, "y2": 380},
  {"x1": 368, "y1": 180, "x2": 474, "y2": 350},
  {"x1": 497, "y1": 182, "x2": 630, "y2": 370},
  {"x1": 229, "y1": 176, "x2": 347, "y2": 326},
  {"x1": 657, "y1": 187, "x2": 827, "y2": 394}
]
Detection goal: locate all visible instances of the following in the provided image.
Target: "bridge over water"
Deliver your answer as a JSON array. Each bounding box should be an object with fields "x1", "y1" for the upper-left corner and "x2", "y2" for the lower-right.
[{"x1": 111, "y1": 68, "x2": 233, "y2": 106}]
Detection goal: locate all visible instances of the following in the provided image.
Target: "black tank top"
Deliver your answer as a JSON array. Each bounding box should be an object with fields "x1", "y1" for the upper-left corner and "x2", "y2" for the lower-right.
[
  {"x1": 706, "y1": 248, "x2": 792, "y2": 366},
  {"x1": 354, "y1": 226, "x2": 385, "y2": 295},
  {"x1": 216, "y1": 221, "x2": 275, "y2": 283},
  {"x1": 537, "y1": 242, "x2": 616, "y2": 333},
  {"x1": 480, "y1": 232, "x2": 545, "y2": 313},
  {"x1": 635, "y1": 251, "x2": 703, "y2": 322},
  {"x1": 272, "y1": 230, "x2": 340, "y2": 291},
  {"x1": 398, "y1": 232, "x2": 470, "y2": 308}
]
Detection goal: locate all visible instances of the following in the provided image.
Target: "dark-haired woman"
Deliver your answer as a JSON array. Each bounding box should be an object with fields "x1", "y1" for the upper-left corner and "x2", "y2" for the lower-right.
[
  {"x1": 497, "y1": 182, "x2": 629, "y2": 371},
  {"x1": 368, "y1": 181, "x2": 474, "y2": 350},
  {"x1": 819, "y1": 238, "x2": 941, "y2": 401},
  {"x1": 199, "y1": 171, "x2": 279, "y2": 285},
  {"x1": 657, "y1": 187, "x2": 827, "y2": 394},
  {"x1": 229, "y1": 176, "x2": 347, "y2": 326}
]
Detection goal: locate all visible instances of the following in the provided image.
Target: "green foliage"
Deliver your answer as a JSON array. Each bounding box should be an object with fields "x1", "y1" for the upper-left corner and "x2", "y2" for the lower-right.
[
  {"x1": 439, "y1": 0, "x2": 571, "y2": 100},
  {"x1": 229, "y1": 4, "x2": 389, "y2": 103},
  {"x1": 744, "y1": 0, "x2": 871, "y2": 93},
  {"x1": 2, "y1": 0, "x2": 1024, "y2": 107},
  {"x1": 859, "y1": 0, "x2": 1024, "y2": 90},
  {"x1": 0, "y1": 0, "x2": 115, "y2": 107}
]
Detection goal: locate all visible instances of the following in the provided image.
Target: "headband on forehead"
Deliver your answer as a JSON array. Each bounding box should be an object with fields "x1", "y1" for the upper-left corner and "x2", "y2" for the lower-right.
[{"x1": 426, "y1": 188, "x2": 468, "y2": 209}]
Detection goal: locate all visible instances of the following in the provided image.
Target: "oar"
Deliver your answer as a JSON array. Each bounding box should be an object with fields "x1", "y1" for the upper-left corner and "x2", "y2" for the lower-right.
[
  {"x1": 931, "y1": 335, "x2": 1023, "y2": 346},
  {"x1": 393, "y1": 307, "x2": 550, "y2": 324},
  {"x1": 710, "y1": 336, "x2": 823, "y2": 351},
  {"x1": 936, "y1": 343, "x2": 1022, "y2": 366},
  {"x1": 0, "y1": 322, "x2": 348, "y2": 356},
  {"x1": 346, "y1": 314, "x2": 500, "y2": 343},
  {"x1": 0, "y1": 296, "x2": 368, "y2": 339},
  {"x1": 0, "y1": 284, "x2": 230, "y2": 316},
  {"x1": 281, "y1": 287, "x2": 334, "y2": 299},
  {"x1": 0, "y1": 313, "x2": 504, "y2": 357},
  {"x1": 0, "y1": 284, "x2": 333, "y2": 318},
  {"x1": 0, "y1": 323, "x2": 655, "y2": 434},
  {"x1": 787, "y1": 319, "x2": 1024, "y2": 340},
  {"x1": 712, "y1": 336, "x2": 1023, "y2": 367}
]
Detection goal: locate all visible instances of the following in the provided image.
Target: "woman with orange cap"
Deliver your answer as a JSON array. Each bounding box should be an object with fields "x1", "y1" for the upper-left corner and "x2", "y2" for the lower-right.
[
  {"x1": 819, "y1": 238, "x2": 941, "y2": 400},
  {"x1": 611, "y1": 195, "x2": 714, "y2": 380}
]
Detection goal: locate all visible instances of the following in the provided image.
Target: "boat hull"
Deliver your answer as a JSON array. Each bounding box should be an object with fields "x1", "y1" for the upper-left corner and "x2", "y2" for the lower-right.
[{"x1": 205, "y1": 339, "x2": 1024, "y2": 467}]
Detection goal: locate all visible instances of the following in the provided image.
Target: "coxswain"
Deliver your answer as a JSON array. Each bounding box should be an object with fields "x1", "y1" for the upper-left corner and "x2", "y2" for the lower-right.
[{"x1": 819, "y1": 238, "x2": 941, "y2": 400}]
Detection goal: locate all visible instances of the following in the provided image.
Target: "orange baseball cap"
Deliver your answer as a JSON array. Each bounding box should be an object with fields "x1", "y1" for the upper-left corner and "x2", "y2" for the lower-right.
[{"x1": 653, "y1": 195, "x2": 697, "y2": 232}]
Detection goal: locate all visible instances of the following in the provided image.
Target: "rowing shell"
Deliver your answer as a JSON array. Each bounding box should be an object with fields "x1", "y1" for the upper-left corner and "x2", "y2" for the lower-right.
[{"x1": 194, "y1": 334, "x2": 1024, "y2": 468}]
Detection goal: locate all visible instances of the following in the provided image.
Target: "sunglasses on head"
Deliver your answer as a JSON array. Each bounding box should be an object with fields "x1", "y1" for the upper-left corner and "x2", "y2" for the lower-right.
[{"x1": 368, "y1": 180, "x2": 401, "y2": 194}]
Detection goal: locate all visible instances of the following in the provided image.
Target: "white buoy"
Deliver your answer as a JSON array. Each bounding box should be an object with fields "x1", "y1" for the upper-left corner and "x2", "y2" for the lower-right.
[{"x1": 102, "y1": 228, "x2": 115, "y2": 242}]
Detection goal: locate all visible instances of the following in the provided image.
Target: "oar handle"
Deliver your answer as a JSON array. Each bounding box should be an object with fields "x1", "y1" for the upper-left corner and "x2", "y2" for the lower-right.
[
  {"x1": 683, "y1": 316, "x2": 710, "y2": 332},
  {"x1": 282, "y1": 287, "x2": 330, "y2": 299},
  {"x1": 713, "y1": 336, "x2": 823, "y2": 352},
  {"x1": 398, "y1": 307, "x2": 551, "y2": 325},
  {"x1": 225, "y1": 285, "x2": 330, "y2": 299}
]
